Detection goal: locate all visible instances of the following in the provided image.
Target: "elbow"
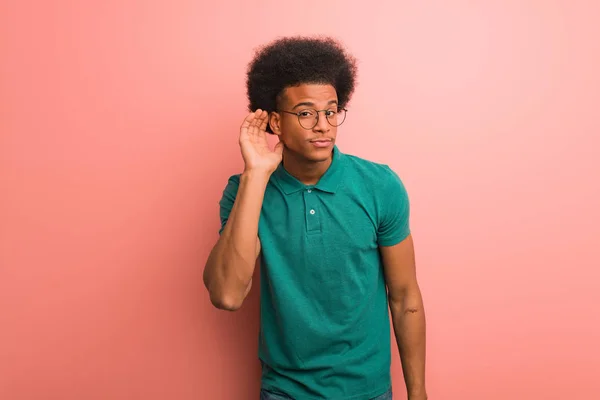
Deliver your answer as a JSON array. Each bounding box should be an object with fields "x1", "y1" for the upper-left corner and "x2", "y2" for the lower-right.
[
  {"x1": 209, "y1": 292, "x2": 244, "y2": 311},
  {"x1": 388, "y1": 285, "x2": 423, "y2": 314},
  {"x1": 203, "y1": 254, "x2": 250, "y2": 312},
  {"x1": 205, "y1": 277, "x2": 246, "y2": 311}
]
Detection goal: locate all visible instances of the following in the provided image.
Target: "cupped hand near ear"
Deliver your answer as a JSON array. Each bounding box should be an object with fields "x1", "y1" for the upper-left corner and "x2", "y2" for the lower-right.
[{"x1": 239, "y1": 109, "x2": 284, "y2": 174}]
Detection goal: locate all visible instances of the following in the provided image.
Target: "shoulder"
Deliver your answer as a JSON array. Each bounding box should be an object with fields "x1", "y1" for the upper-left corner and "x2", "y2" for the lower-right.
[
  {"x1": 219, "y1": 173, "x2": 242, "y2": 203},
  {"x1": 342, "y1": 152, "x2": 404, "y2": 188},
  {"x1": 341, "y1": 152, "x2": 409, "y2": 209},
  {"x1": 225, "y1": 173, "x2": 242, "y2": 186},
  {"x1": 222, "y1": 173, "x2": 242, "y2": 192}
]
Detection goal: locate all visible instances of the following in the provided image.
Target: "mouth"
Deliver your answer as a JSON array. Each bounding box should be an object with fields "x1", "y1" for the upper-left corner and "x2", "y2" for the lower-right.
[{"x1": 309, "y1": 139, "x2": 333, "y2": 148}]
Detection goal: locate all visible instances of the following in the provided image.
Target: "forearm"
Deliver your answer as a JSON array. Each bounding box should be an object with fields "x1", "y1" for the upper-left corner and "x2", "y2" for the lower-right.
[
  {"x1": 203, "y1": 170, "x2": 269, "y2": 309},
  {"x1": 389, "y1": 286, "x2": 427, "y2": 399}
]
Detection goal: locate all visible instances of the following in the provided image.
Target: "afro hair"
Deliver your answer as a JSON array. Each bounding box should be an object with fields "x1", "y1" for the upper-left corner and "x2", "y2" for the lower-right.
[{"x1": 246, "y1": 36, "x2": 358, "y2": 133}]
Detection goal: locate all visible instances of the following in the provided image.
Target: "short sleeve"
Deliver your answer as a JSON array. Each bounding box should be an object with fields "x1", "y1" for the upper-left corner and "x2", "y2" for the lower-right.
[
  {"x1": 377, "y1": 166, "x2": 411, "y2": 247},
  {"x1": 218, "y1": 174, "x2": 241, "y2": 235}
]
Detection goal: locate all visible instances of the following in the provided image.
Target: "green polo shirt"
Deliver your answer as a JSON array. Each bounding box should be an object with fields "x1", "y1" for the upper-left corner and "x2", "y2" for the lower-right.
[{"x1": 218, "y1": 146, "x2": 410, "y2": 400}]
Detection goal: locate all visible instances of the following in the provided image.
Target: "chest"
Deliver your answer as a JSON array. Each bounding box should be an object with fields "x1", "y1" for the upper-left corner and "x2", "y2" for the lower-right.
[
  {"x1": 257, "y1": 185, "x2": 387, "y2": 323},
  {"x1": 258, "y1": 186, "x2": 382, "y2": 258}
]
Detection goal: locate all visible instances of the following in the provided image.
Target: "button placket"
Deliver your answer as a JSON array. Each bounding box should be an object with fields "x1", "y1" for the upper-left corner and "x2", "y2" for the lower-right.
[{"x1": 304, "y1": 188, "x2": 320, "y2": 233}]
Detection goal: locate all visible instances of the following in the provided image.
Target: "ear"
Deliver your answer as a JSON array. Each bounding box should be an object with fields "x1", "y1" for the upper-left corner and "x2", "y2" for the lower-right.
[{"x1": 269, "y1": 112, "x2": 283, "y2": 136}]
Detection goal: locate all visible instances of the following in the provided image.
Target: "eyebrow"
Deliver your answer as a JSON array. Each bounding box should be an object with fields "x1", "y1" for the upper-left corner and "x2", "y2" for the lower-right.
[{"x1": 292, "y1": 100, "x2": 338, "y2": 110}]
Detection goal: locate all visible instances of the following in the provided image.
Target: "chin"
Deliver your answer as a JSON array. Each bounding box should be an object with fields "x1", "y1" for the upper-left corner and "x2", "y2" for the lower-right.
[
  {"x1": 305, "y1": 148, "x2": 333, "y2": 162},
  {"x1": 285, "y1": 143, "x2": 333, "y2": 162}
]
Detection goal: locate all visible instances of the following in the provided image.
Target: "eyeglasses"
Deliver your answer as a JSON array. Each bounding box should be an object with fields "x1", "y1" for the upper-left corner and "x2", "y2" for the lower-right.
[{"x1": 278, "y1": 107, "x2": 347, "y2": 130}]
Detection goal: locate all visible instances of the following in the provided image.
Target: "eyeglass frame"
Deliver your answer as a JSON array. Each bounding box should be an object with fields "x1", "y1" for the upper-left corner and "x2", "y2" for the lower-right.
[{"x1": 276, "y1": 107, "x2": 348, "y2": 130}]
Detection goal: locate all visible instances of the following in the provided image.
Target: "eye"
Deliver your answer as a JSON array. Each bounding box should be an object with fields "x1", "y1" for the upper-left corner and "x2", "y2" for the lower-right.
[
  {"x1": 298, "y1": 110, "x2": 315, "y2": 117},
  {"x1": 325, "y1": 109, "x2": 337, "y2": 116}
]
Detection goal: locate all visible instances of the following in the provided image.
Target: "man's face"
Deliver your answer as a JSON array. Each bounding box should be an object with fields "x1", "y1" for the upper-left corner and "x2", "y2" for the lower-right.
[{"x1": 270, "y1": 83, "x2": 339, "y2": 163}]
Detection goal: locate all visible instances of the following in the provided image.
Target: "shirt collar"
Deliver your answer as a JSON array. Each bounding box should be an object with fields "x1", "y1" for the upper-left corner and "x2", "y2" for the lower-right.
[{"x1": 273, "y1": 145, "x2": 346, "y2": 195}]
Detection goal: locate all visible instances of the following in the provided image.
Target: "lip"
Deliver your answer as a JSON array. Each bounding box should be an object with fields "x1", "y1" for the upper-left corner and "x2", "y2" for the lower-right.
[
  {"x1": 309, "y1": 138, "x2": 333, "y2": 147},
  {"x1": 309, "y1": 139, "x2": 333, "y2": 148}
]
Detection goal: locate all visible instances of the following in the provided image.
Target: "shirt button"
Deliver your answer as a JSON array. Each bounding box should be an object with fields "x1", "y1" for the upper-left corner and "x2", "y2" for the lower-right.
[
  {"x1": 307, "y1": 189, "x2": 312, "y2": 193},
  {"x1": 309, "y1": 209, "x2": 316, "y2": 215}
]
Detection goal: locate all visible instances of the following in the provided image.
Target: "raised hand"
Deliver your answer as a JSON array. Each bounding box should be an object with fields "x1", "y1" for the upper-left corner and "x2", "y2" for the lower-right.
[{"x1": 239, "y1": 109, "x2": 284, "y2": 174}]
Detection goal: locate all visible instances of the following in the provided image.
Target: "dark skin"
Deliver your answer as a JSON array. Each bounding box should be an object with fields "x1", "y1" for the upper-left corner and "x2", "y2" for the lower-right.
[
  {"x1": 381, "y1": 235, "x2": 427, "y2": 400},
  {"x1": 268, "y1": 84, "x2": 338, "y2": 185},
  {"x1": 267, "y1": 83, "x2": 427, "y2": 399}
]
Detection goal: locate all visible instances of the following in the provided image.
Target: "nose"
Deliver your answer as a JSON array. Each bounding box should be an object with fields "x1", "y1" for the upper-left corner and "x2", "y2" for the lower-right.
[{"x1": 314, "y1": 111, "x2": 331, "y2": 133}]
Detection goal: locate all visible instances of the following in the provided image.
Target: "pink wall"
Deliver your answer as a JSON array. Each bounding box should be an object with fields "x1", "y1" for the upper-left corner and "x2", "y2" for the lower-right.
[{"x1": 1, "y1": 1, "x2": 599, "y2": 399}]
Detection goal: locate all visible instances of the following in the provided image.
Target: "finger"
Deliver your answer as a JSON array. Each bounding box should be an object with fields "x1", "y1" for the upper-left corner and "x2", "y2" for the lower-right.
[
  {"x1": 248, "y1": 109, "x2": 262, "y2": 134},
  {"x1": 241, "y1": 111, "x2": 256, "y2": 131},
  {"x1": 258, "y1": 111, "x2": 269, "y2": 132},
  {"x1": 243, "y1": 111, "x2": 260, "y2": 143},
  {"x1": 254, "y1": 110, "x2": 268, "y2": 134},
  {"x1": 255, "y1": 115, "x2": 270, "y2": 145},
  {"x1": 240, "y1": 113, "x2": 257, "y2": 141}
]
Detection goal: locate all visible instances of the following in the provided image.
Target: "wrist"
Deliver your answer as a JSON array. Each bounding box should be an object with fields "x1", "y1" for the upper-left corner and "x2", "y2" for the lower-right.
[
  {"x1": 408, "y1": 388, "x2": 427, "y2": 400},
  {"x1": 241, "y1": 168, "x2": 273, "y2": 183}
]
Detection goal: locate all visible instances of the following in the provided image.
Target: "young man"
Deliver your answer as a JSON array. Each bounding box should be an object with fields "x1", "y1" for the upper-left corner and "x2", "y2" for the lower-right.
[{"x1": 203, "y1": 36, "x2": 427, "y2": 400}]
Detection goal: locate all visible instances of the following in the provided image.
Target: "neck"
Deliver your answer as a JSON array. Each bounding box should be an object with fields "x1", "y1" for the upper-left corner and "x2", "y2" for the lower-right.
[{"x1": 282, "y1": 149, "x2": 333, "y2": 186}]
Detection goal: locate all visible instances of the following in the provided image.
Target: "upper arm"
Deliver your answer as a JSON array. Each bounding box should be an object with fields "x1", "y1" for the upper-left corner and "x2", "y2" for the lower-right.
[
  {"x1": 377, "y1": 166, "x2": 410, "y2": 247},
  {"x1": 380, "y1": 234, "x2": 418, "y2": 301},
  {"x1": 214, "y1": 175, "x2": 261, "y2": 298},
  {"x1": 218, "y1": 174, "x2": 261, "y2": 260},
  {"x1": 242, "y1": 237, "x2": 260, "y2": 296},
  {"x1": 218, "y1": 175, "x2": 240, "y2": 235},
  {"x1": 377, "y1": 167, "x2": 415, "y2": 298},
  {"x1": 215, "y1": 174, "x2": 258, "y2": 295}
]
